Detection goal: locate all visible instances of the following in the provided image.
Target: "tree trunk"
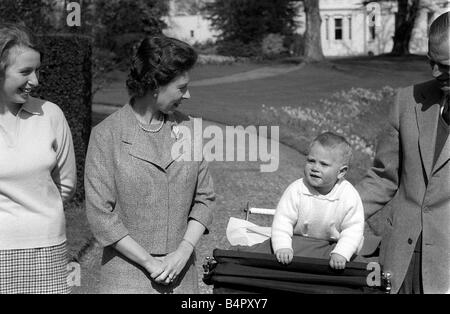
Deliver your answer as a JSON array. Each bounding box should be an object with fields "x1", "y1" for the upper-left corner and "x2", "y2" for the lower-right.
[
  {"x1": 391, "y1": 0, "x2": 420, "y2": 56},
  {"x1": 303, "y1": 0, "x2": 325, "y2": 62}
]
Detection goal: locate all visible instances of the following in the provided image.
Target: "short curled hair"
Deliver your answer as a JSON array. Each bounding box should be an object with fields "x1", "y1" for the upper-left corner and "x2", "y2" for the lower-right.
[
  {"x1": 310, "y1": 132, "x2": 353, "y2": 165},
  {"x1": 0, "y1": 23, "x2": 40, "y2": 75},
  {"x1": 126, "y1": 35, "x2": 198, "y2": 98}
]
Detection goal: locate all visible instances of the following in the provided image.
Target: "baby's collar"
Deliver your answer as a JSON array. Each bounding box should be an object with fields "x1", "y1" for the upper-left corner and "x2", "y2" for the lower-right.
[{"x1": 301, "y1": 178, "x2": 343, "y2": 201}]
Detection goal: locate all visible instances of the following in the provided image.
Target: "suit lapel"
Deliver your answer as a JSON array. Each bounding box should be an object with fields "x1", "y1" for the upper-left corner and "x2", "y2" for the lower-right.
[
  {"x1": 416, "y1": 105, "x2": 439, "y2": 179},
  {"x1": 415, "y1": 82, "x2": 442, "y2": 179},
  {"x1": 120, "y1": 103, "x2": 167, "y2": 171},
  {"x1": 119, "y1": 104, "x2": 192, "y2": 171},
  {"x1": 433, "y1": 129, "x2": 450, "y2": 174}
]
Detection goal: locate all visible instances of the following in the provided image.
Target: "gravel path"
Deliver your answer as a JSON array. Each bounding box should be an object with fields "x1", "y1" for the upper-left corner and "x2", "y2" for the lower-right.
[
  {"x1": 93, "y1": 63, "x2": 304, "y2": 107},
  {"x1": 189, "y1": 64, "x2": 304, "y2": 87}
]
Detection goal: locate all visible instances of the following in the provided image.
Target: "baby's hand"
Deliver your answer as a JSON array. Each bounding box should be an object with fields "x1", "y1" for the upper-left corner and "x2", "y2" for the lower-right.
[
  {"x1": 329, "y1": 253, "x2": 347, "y2": 270},
  {"x1": 276, "y1": 248, "x2": 293, "y2": 265}
]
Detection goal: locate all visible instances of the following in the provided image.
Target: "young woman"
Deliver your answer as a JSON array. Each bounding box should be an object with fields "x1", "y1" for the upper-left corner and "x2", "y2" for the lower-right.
[{"x1": 0, "y1": 23, "x2": 76, "y2": 294}]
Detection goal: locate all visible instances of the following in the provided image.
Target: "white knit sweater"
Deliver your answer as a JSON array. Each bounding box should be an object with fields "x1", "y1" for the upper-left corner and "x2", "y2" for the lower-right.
[
  {"x1": 0, "y1": 97, "x2": 76, "y2": 249},
  {"x1": 271, "y1": 178, "x2": 364, "y2": 261}
]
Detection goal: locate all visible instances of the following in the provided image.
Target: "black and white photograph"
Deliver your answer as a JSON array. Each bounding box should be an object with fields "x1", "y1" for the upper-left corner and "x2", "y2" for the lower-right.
[{"x1": 0, "y1": 0, "x2": 449, "y2": 298}]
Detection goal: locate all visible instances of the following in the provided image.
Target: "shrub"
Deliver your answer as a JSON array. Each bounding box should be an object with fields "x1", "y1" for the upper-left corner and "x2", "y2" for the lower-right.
[
  {"x1": 93, "y1": 0, "x2": 168, "y2": 61},
  {"x1": 285, "y1": 33, "x2": 305, "y2": 56},
  {"x1": 0, "y1": 0, "x2": 56, "y2": 34},
  {"x1": 261, "y1": 33, "x2": 287, "y2": 57},
  {"x1": 193, "y1": 39, "x2": 217, "y2": 55},
  {"x1": 92, "y1": 47, "x2": 118, "y2": 94},
  {"x1": 32, "y1": 34, "x2": 92, "y2": 204},
  {"x1": 197, "y1": 54, "x2": 236, "y2": 65},
  {"x1": 216, "y1": 40, "x2": 261, "y2": 58}
]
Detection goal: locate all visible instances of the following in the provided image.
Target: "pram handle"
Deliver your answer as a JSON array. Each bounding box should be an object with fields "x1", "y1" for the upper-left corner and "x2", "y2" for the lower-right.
[
  {"x1": 248, "y1": 208, "x2": 276, "y2": 215},
  {"x1": 244, "y1": 202, "x2": 276, "y2": 220}
]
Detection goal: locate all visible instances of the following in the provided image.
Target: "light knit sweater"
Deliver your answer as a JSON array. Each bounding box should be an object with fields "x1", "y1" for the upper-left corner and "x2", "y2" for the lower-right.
[
  {"x1": 0, "y1": 97, "x2": 76, "y2": 250},
  {"x1": 271, "y1": 178, "x2": 364, "y2": 261}
]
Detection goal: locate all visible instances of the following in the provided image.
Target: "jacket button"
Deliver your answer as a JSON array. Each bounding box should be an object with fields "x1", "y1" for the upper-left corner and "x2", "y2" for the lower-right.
[{"x1": 408, "y1": 238, "x2": 413, "y2": 245}]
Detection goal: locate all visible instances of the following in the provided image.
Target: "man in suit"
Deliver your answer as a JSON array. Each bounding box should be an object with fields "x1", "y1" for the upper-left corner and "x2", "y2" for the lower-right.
[{"x1": 357, "y1": 12, "x2": 449, "y2": 294}]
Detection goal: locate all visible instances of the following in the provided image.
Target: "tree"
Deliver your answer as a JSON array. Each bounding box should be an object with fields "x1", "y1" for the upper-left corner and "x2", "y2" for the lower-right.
[
  {"x1": 0, "y1": 0, "x2": 58, "y2": 34},
  {"x1": 204, "y1": 0, "x2": 298, "y2": 44},
  {"x1": 91, "y1": 0, "x2": 169, "y2": 59},
  {"x1": 302, "y1": 0, "x2": 325, "y2": 61},
  {"x1": 391, "y1": 0, "x2": 421, "y2": 55},
  {"x1": 366, "y1": 0, "x2": 438, "y2": 56}
]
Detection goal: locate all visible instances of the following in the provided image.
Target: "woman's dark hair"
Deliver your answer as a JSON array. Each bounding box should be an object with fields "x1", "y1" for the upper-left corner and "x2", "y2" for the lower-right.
[
  {"x1": 126, "y1": 35, "x2": 198, "y2": 98},
  {"x1": 0, "y1": 23, "x2": 40, "y2": 75}
]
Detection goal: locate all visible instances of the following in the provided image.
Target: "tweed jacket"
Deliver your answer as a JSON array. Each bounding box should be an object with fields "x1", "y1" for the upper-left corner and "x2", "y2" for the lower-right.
[
  {"x1": 85, "y1": 103, "x2": 215, "y2": 255},
  {"x1": 357, "y1": 80, "x2": 450, "y2": 294}
]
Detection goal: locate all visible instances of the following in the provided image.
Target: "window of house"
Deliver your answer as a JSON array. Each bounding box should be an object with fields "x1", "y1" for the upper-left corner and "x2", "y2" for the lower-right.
[
  {"x1": 190, "y1": 30, "x2": 195, "y2": 38},
  {"x1": 369, "y1": 23, "x2": 376, "y2": 41},
  {"x1": 348, "y1": 16, "x2": 352, "y2": 40},
  {"x1": 325, "y1": 17, "x2": 330, "y2": 40},
  {"x1": 335, "y1": 18, "x2": 343, "y2": 40}
]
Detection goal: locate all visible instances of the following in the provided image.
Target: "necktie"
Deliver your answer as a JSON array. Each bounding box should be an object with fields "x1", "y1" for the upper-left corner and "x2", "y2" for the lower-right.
[{"x1": 443, "y1": 95, "x2": 450, "y2": 126}]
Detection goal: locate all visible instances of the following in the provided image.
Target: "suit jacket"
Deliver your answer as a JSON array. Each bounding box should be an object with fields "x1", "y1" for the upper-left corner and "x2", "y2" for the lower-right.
[{"x1": 357, "y1": 80, "x2": 450, "y2": 294}]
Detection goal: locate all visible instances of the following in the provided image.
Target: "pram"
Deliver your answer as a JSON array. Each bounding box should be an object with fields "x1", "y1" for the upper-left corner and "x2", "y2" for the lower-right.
[{"x1": 203, "y1": 204, "x2": 392, "y2": 294}]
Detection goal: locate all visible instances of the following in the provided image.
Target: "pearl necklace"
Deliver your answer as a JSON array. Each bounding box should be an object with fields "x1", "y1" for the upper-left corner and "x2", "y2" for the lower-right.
[{"x1": 139, "y1": 114, "x2": 165, "y2": 133}]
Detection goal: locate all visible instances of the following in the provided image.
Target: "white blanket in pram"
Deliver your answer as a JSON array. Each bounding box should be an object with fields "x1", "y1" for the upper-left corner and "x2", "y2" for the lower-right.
[{"x1": 226, "y1": 217, "x2": 272, "y2": 246}]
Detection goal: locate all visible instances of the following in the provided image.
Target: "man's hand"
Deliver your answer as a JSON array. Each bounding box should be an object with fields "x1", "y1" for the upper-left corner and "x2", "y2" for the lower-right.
[
  {"x1": 276, "y1": 248, "x2": 293, "y2": 265},
  {"x1": 329, "y1": 253, "x2": 347, "y2": 270}
]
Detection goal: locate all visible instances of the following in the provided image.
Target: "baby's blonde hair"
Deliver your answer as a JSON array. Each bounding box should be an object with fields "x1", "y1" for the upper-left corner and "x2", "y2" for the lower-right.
[{"x1": 310, "y1": 132, "x2": 353, "y2": 165}]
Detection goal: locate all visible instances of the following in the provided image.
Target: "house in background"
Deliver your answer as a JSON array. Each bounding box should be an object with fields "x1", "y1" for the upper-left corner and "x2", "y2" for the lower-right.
[
  {"x1": 163, "y1": 0, "x2": 219, "y2": 45},
  {"x1": 313, "y1": 0, "x2": 450, "y2": 56},
  {"x1": 163, "y1": 0, "x2": 450, "y2": 57}
]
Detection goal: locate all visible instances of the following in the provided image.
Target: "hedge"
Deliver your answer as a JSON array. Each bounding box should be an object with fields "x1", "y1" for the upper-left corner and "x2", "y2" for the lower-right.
[{"x1": 32, "y1": 34, "x2": 92, "y2": 205}]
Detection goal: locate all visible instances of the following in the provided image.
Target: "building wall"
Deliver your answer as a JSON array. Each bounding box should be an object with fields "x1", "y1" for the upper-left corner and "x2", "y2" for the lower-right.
[
  {"x1": 163, "y1": 15, "x2": 219, "y2": 44},
  {"x1": 303, "y1": 0, "x2": 397, "y2": 57}
]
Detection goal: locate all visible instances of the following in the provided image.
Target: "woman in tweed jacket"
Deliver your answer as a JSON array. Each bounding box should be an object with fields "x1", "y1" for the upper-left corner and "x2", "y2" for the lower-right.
[{"x1": 85, "y1": 36, "x2": 215, "y2": 293}]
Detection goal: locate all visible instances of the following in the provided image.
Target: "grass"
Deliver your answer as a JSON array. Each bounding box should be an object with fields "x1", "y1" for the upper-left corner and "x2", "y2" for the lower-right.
[
  {"x1": 94, "y1": 62, "x2": 264, "y2": 106},
  {"x1": 182, "y1": 55, "x2": 430, "y2": 126},
  {"x1": 179, "y1": 55, "x2": 431, "y2": 180},
  {"x1": 257, "y1": 86, "x2": 397, "y2": 184}
]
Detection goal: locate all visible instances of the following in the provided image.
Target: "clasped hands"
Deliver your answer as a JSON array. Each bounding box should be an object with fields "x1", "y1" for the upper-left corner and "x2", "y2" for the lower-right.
[
  {"x1": 144, "y1": 240, "x2": 194, "y2": 285},
  {"x1": 275, "y1": 248, "x2": 347, "y2": 270}
]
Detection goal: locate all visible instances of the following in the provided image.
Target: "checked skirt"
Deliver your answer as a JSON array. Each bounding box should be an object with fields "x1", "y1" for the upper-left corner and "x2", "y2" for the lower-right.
[{"x1": 0, "y1": 242, "x2": 71, "y2": 294}]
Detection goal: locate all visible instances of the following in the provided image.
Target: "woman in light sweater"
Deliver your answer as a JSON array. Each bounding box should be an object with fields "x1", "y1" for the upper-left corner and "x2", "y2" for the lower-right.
[{"x1": 0, "y1": 23, "x2": 76, "y2": 294}]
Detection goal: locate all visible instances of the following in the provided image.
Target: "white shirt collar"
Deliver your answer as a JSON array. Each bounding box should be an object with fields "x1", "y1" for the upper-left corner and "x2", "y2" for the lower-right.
[{"x1": 300, "y1": 178, "x2": 343, "y2": 201}]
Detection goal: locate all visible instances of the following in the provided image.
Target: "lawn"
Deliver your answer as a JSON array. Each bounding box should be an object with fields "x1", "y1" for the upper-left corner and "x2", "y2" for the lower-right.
[
  {"x1": 93, "y1": 61, "x2": 264, "y2": 107},
  {"x1": 182, "y1": 55, "x2": 431, "y2": 126}
]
